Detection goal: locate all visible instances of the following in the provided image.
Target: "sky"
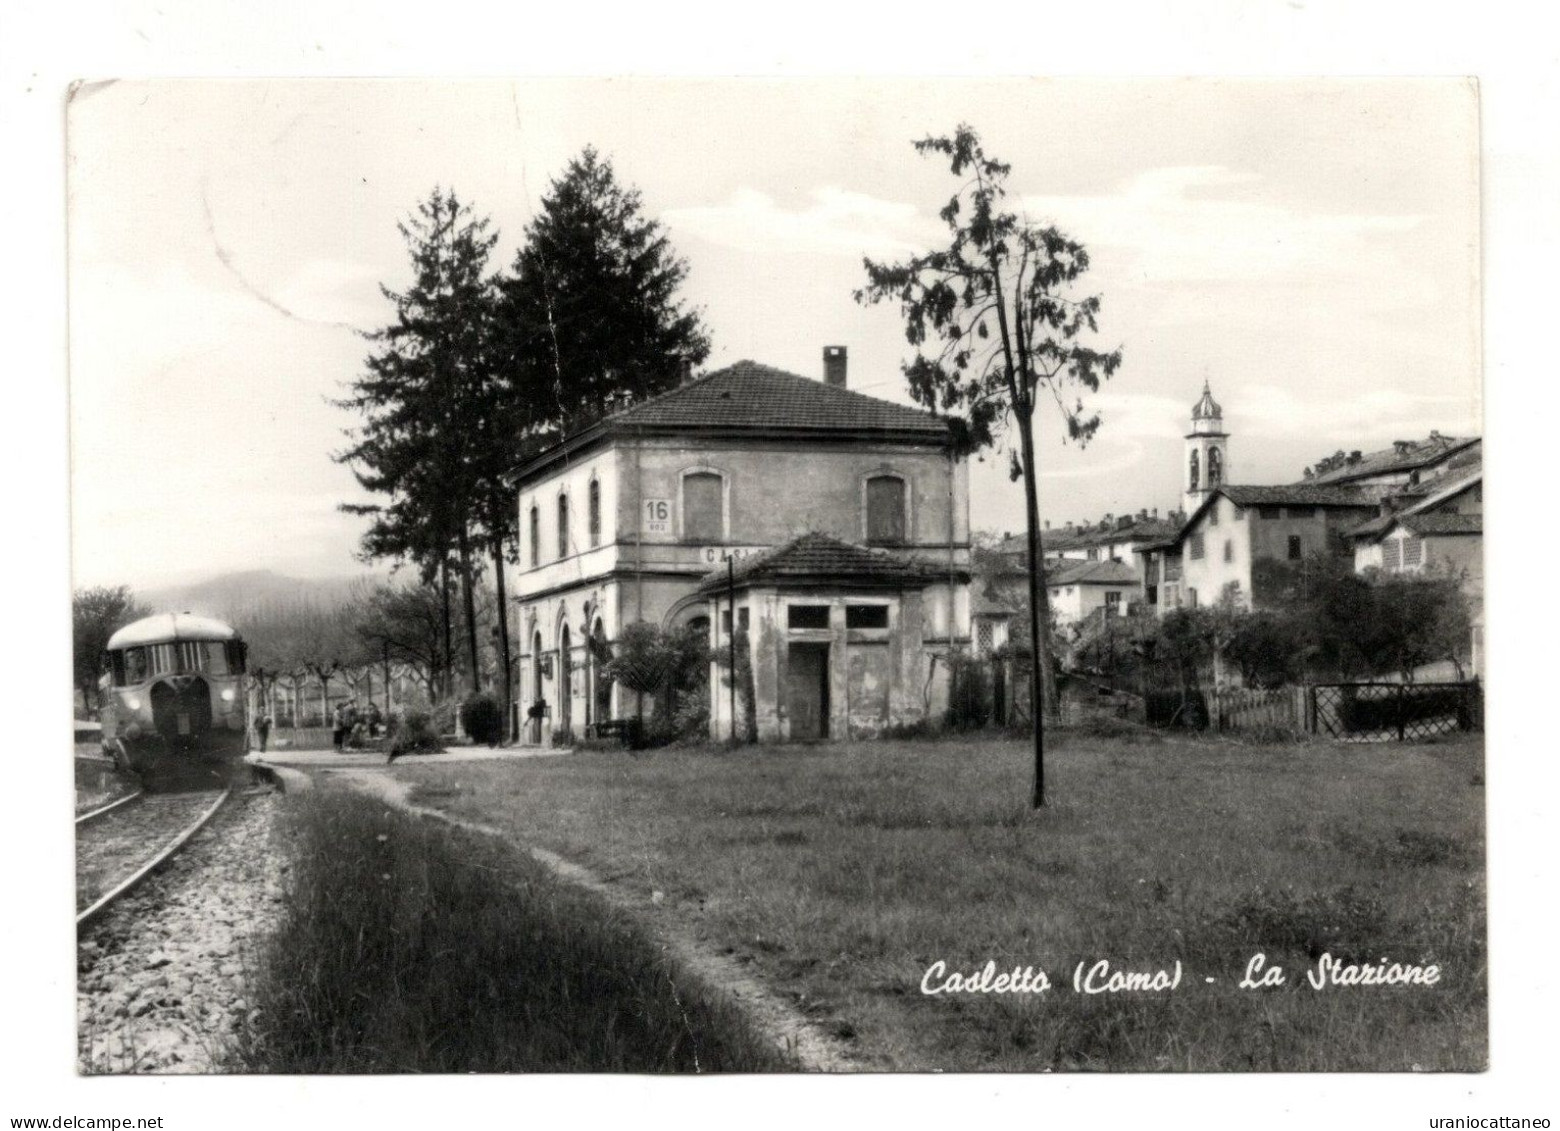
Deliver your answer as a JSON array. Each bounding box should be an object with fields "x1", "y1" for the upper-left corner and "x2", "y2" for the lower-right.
[{"x1": 67, "y1": 78, "x2": 1480, "y2": 590}]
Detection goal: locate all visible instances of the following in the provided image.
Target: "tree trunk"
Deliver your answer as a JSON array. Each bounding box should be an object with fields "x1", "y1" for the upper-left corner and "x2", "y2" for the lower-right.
[
  {"x1": 1017, "y1": 409, "x2": 1059, "y2": 808},
  {"x1": 439, "y1": 558, "x2": 454, "y2": 699},
  {"x1": 491, "y1": 533, "x2": 513, "y2": 742},
  {"x1": 457, "y1": 524, "x2": 481, "y2": 694}
]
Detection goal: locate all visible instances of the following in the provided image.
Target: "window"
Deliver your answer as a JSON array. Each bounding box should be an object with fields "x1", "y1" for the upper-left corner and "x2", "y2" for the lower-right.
[
  {"x1": 1384, "y1": 538, "x2": 1403, "y2": 570},
  {"x1": 682, "y1": 472, "x2": 723, "y2": 542},
  {"x1": 865, "y1": 475, "x2": 907, "y2": 544},
  {"x1": 1287, "y1": 535, "x2": 1303, "y2": 560},
  {"x1": 1208, "y1": 447, "x2": 1223, "y2": 486},
  {"x1": 1223, "y1": 539, "x2": 1233, "y2": 563},
  {"x1": 1104, "y1": 591, "x2": 1122, "y2": 613},
  {"x1": 557, "y1": 494, "x2": 570, "y2": 559},
  {"x1": 721, "y1": 607, "x2": 750, "y2": 634},
  {"x1": 1188, "y1": 449, "x2": 1200, "y2": 490},
  {"x1": 1258, "y1": 506, "x2": 1282, "y2": 520},
  {"x1": 1288, "y1": 506, "x2": 1317, "y2": 518},
  {"x1": 123, "y1": 647, "x2": 148, "y2": 684},
  {"x1": 1209, "y1": 502, "x2": 1220, "y2": 526},
  {"x1": 1189, "y1": 533, "x2": 1205, "y2": 560},
  {"x1": 529, "y1": 505, "x2": 540, "y2": 568},
  {"x1": 976, "y1": 621, "x2": 995, "y2": 653},
  {"x1": 788, "y1": 605, "x2": 830, "y2": 630},
  {"x1": 1187, "y1": 587, "x2": 1199, "y2": 609},
  {"x1": 1233, "y1": 506, "x2": 1245, "y2": 521},
  {"x1": 1086, "y1": 547, "x2": 1099, "y2": 561},
  {"x1": 846, "y1": 605, "x2": 889, "y2": 629},
  {"x1": 588, "y1": 479, "x2": 601, "y2": 547},
  {"x1": 1403, "y1": 536, "x2": 1423, "y2": 567}
]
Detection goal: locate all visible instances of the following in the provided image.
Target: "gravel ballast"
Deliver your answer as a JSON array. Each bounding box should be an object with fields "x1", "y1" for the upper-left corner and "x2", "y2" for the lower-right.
[{"x1": 77, "y1": 790, "x2": 285, "y2": 1074}]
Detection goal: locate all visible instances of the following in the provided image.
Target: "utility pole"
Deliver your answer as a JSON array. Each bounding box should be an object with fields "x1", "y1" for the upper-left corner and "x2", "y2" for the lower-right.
[{"x1": 728, "y1": 556, "x2": 737, "y2": 743}]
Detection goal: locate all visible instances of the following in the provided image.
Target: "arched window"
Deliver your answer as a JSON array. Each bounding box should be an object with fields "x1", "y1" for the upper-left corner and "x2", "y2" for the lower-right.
[
  {"x1": 682, "y1": 471, "x2": 724, "y2": 541},
  {"x1": 1208, "y1": 447, "x2": 1223, "y2": 486},
  {"x1": 588, "y1": 478, "x2": 601, "y2": 547},
  {"x1": 866, "y1": 475, "x2": 907, "y2": 544},
  {"x1": 1188, "y1": 450, "x2": 1201, "y2": 491},
  {"x1": 557, "y1": 493, "x2": 570, "y2": 560},
  {"x1": 529, "y1": 505, "x2": 540, "y2": 568}
]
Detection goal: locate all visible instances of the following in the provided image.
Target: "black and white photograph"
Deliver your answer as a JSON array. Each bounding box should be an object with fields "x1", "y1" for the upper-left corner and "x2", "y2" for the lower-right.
[{"x1": 9, "y1": 4, "x2": 1557, "y2": 1128}]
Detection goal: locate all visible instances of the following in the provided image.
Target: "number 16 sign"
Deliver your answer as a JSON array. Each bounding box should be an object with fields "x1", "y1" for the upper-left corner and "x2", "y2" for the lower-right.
[{"x1": 643, "y1": 498, "x2": 671, "y2": 535}]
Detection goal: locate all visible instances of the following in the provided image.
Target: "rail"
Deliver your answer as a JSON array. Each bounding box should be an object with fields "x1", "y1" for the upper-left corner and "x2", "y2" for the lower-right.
[
  {"x1": 75, "y1": 789, "x2": 144, "y2": 825},
  {"x1": 76, "y1": 788, "x2": 232, "y2": 929}
]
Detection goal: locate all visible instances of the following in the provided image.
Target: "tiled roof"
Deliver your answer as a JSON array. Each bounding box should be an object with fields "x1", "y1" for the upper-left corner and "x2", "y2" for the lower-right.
[
  {"x1": 611, "y1": 360, "x2": 949, "y2": 437},
  {"x1": 1301, "y1": 436, "x2": 1480, "y2": 486},
  {"x1": 1218, "y1": 484, "x2": 1376, "y2": 508},
  {"x1": 1397, "y1": 513, "x2": 1482, "y2": 537},
  {"x1": 696, "y1": 532, "x2": 947, "y2": 592},
  {"x1": 1044, "y1": 559, "x2": 1138, "y2": 587}
]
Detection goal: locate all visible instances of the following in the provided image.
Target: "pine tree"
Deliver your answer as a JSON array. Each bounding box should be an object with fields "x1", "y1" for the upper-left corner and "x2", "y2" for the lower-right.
[
  {"x1": 492, "y1": 146, "x2": 710, "y2": 445},
  {"x1": 336, "y1": 187, "x2": 500, "y2": 697}
]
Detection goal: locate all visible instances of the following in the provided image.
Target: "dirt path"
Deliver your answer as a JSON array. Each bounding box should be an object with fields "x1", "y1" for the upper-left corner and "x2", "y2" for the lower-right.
[{"x1": 324, "y1": 768, "x2": 857, "y2": 1072}]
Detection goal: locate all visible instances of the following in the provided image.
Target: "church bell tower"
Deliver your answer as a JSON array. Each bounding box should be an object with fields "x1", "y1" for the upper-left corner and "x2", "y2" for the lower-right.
[{"x1": 1184, "y1": 381, "x2": 1228, "y2": 516}]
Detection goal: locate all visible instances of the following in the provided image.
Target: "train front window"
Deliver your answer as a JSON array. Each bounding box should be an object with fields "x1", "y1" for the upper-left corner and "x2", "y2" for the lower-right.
[
  {"x1": 205, "y1": 642, "x2": 232, "y2": 675},
  {"x1": 123, "y1": 647, "x2": 148, "y2": 684}
]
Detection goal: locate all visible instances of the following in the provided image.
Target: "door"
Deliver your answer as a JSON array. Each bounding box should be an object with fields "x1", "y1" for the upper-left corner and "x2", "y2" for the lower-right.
[{"x1": 786, "y1": 642, "x2": 830, "y2": 741}]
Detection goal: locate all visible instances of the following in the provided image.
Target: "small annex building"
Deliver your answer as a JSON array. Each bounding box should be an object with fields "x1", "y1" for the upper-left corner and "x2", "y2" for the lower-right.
[
  {"x1": 695, "y1": 532, "x2": 952, "y2": 740},
  {"x1": 507, "y1": 351, "x2": 973, "y2": 745}
]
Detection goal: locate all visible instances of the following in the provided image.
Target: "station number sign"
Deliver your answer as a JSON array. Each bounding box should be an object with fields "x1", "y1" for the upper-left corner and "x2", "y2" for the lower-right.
[{"x1": 643, "y1": 498, "x2": 672, "y2": 535}]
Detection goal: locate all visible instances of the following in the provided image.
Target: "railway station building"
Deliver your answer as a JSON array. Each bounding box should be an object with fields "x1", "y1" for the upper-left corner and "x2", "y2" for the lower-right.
[{"x1": 507, "y1": 350, "x2": 973, "y2": 744}]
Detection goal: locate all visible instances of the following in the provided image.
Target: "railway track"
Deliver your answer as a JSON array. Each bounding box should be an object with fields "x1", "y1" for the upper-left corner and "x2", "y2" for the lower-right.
[{"x1": 76, "y1": 788, "x2": 232, "y2": 928}]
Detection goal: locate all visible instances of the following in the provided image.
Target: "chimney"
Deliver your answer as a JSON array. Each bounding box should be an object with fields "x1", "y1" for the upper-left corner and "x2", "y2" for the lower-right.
[
  {"x1": 1151, "y1": 507, "x2": 1158, "y2": 519},
  {"x1": 823, "y1": 345, "x2": 848, "y2": 387},
  {"x1": 1117, "y1": 515, "x2": 1133, "y2": 530},
  {"x1": 1348, "y1": 450, "x2": 1363, "y2": 464},
  {"x1": 1138, "y1": 508, "x2": 1148, "y2": 520},
  {"x1": 679, "y1": 358, "x2": 695, "y2": 385}
]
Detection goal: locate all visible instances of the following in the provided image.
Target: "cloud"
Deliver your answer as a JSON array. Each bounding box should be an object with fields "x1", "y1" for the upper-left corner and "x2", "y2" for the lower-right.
[
  {"x1": 1233, "y1": 382, "x2": 1482, "y2": 441},
  {"x1": 662, "y1": 186, "x2": 937, "y2": 259},
  {"x1": 1019, "y1": 166, "x2": 1425, "y2": 291}
]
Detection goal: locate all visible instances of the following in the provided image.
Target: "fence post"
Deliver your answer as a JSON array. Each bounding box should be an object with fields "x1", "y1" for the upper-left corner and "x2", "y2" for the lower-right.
[{"x1": 1396, "y1": 683, "x2": 1407, "y2": 742}]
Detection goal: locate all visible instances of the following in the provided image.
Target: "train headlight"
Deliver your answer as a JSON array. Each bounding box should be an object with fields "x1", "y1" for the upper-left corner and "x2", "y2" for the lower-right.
[
  {"x1": 220, "y1": 689, "x2": 235, "y2": 702},
  {"x1": 126, "y1": 696, "x2": 141, "y2": 711}
]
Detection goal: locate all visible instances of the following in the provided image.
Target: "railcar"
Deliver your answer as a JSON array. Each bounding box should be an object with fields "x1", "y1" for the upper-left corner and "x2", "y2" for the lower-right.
[{"x1": 100, "y1": 613, "x2": 249, "y2": 785}]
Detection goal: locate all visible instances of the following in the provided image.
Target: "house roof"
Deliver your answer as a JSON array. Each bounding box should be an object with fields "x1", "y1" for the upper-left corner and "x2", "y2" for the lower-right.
[
  {"x1": 1301, "y1": 435, "x2": 1480, "y2": 486},
  {"x1": 1217, "y1": 484, "x2": 1376, "y2": 508},
  {"x1": 1347, "y1": 464, "x2": 1483, "y2": 541},
  {"x1": 511, "y1": 360, "x2": 950, "y2": 483},
  {"x1": 1045, "y1": 559, "x2": 1138, "y2": 587},
  {"x1": 695, "y1": 531, "x2": 949, "y2": 593},
  {"x1": 987, "y1": 516, "x2": 1178, "y2": 559},
  {"x1": 1397, "y1": 513, "x2": 1482, "y2": 537}
]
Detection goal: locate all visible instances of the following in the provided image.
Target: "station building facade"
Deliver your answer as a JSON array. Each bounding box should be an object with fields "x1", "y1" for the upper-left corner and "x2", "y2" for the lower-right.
[{"x1": 508, "y1": 352, "x2": 972, "y2": 744}]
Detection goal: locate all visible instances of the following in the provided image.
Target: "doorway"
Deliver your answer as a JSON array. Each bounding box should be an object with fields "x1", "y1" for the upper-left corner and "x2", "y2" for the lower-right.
[{"x1": 786, "y1": 642, "x2": 830, "y2": 741}]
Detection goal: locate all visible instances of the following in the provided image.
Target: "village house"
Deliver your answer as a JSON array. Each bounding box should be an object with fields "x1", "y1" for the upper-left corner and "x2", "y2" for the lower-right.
[
  {"x1": 1136, "y1": 384, "x2": 1481, "y2": 615},
  {"x1": 507, "y1": 350, "x2": 972, "y2": 744}
]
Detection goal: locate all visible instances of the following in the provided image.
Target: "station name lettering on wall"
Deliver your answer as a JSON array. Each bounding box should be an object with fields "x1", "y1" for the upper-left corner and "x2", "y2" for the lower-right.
[{"x1": 702, "y1": 546, "x2": 766, "y2": 563}]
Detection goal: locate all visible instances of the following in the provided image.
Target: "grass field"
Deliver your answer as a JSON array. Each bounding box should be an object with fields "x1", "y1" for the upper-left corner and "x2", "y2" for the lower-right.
[
  {"x1": 398, "y1": 730, "x2": 1486, "y2": 1071},
  {"x1": 232, "y1": 788, "x2": 794, "y2": 1072}
]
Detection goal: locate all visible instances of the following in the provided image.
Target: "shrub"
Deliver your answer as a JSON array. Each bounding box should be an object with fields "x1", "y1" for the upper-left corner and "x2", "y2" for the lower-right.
[
  {"x1": 460, "y1": 693, "x2": 505, "y2": 747},
  {"x1": 387, "y1": 709, "x2": 443, "y2": 757},
  {"x1": 944, "y1": 655, "x2": 993, "y2": 730},
  {"x1": 671, "y1": 683, "x2": 710, "y2": 742}
]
